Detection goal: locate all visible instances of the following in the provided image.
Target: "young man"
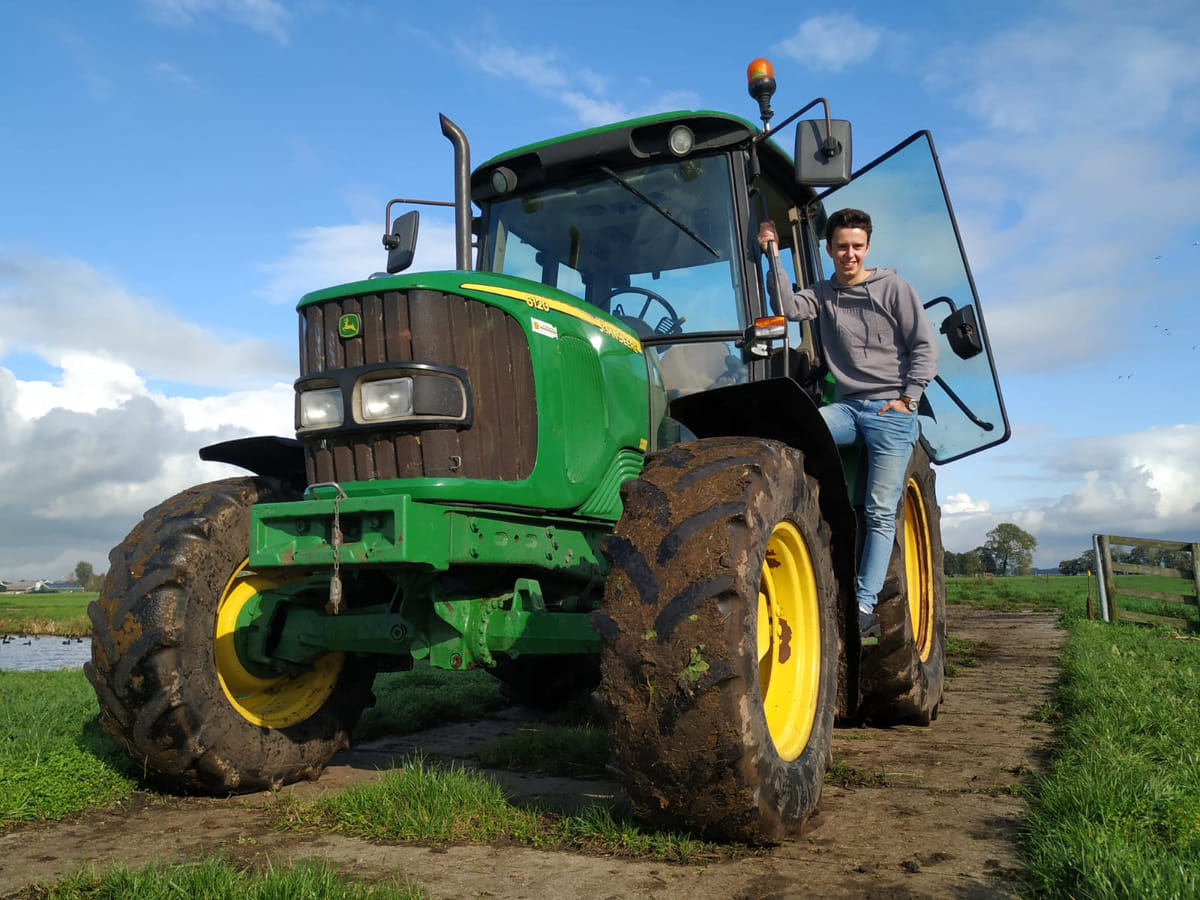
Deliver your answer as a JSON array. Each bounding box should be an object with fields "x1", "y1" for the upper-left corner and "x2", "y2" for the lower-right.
[{"x1": 757, "y1": 208, "x2": 938, "y2": 638}]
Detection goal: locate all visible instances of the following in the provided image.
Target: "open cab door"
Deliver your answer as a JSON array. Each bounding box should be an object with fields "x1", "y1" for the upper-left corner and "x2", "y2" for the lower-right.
[{"x1": 815, "y1": 132, "x2": 1009, "y2": 463}]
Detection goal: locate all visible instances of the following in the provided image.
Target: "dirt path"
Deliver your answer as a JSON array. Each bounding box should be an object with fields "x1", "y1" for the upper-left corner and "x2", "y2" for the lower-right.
[{"x1": 1, "y1": 606, "x2": 1062, "y2": 899}]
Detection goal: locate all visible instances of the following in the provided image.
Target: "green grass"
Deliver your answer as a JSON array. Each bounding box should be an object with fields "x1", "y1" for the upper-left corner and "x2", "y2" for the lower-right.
[
  {"x1": 1023, "y1": 621, "x2": 1200, "y2": 897},
  {"x1": 0, "y1": 591, "x2": 95, "y2": 636},
  {"x1": 475, "y1": 724, "x2": 609, "y2": 778},
  {"x1": 270, "y1": 755, "x2": 725, "y2": 863},
  {"x1": 1105, "y1": 572, "x2": 1199, "y2": 631},
  {"x1": 944, "y1": 634, "x2": 988, "y2": 677},
  {"x1": 824, "y1": 759, "x2": 889, "y2": 788},
  {"x1": 947, "y1": 573, "x2": 1089, "y2": 614},
  {"x1": 947, "y1": 574, "x2": 1200, "y2": 896},
  {"x1": 0, "y1": 670, "x2": 136, "y2": 826},
  {"x1": 353, "y1": 663, "x2": 509, "y2": 740},
  {"x1": 29, "y1": 856, "x2": 426, "y2": 899}
]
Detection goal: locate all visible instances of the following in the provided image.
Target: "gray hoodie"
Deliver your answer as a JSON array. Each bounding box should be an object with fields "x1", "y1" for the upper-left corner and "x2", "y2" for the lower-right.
[{"x1": 768, "y1": 265, "x2": 938, "y2": 402}]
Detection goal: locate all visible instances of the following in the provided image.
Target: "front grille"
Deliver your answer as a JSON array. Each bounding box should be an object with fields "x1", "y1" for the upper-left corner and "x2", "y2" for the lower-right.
[{"x1": 299, "y1": 288, "x2": 537, "y2": 483}]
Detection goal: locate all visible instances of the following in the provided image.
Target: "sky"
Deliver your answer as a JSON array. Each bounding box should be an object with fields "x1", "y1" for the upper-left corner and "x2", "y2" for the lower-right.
[{"x1": 2, "y1": 0, "x2": 1199, "y2": 579}]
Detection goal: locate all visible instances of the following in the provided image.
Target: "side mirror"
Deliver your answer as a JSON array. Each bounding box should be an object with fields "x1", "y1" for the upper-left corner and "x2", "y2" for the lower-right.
[
  {"x1": 384, "y1": 210, "x2": 420, "y2": 274},
  {"x1": 795, "y1": 119, "x2": 852, "y2": 186},
  {"x1": 939, "y1": 302, "x2": 984, "y2": 359}
]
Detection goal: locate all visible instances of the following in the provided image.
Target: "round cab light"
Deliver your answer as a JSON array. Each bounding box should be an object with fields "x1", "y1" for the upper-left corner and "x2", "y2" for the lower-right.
[
  {"x1": 491, "y1": 166, "x2": 518, "y2": 194},
  {"x1": 667, "y1": 125, "x2": 694, "y2": 157}
]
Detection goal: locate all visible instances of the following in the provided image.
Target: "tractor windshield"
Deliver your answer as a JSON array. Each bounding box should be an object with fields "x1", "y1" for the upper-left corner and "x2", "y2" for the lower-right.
[{"x1": 479, "y1": 156, "x2": 746, "y2": 339}]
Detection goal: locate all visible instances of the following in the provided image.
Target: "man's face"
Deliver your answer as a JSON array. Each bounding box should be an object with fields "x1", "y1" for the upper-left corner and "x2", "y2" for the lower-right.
[{"x1": 826, "y1": 226, "x2": 871, "y2": 285}]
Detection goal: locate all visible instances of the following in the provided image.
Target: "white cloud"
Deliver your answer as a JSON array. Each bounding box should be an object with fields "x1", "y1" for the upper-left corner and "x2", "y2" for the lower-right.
[
  {"x1": 456, "y1": 36, "x2": 699, "y2": 128},
  {"x1": 0, "y1": 214, "x2": 472, "y2": 578},
  {"x1": 256, "y1": 219, "x2": 460, "y2": 306},
  {"x1": 55, "y1": 28, "x2": 115, "y2": 100},
  {"x1": 0, "y1": 252, "x2": 300, "y2": 578},
  {"x1": 940, "y1": 422, "x2": 1200, "y2": 567},
  {"x1": 152, "y1": 61, "x2": 200, "y2": 91},
  {"x1": 142, "y1": 0, "x2": 291, "y2": 42},
  {"x1": 774, "y1": 16, "x2": 885, "y2": 72},
  {"x1": 0, "y1": 252, "x2": 292, "y2": 389},
  {"x1": 923, "y1": 6, "x2": 1200, "y2": 374},
  {"x1": 0, "y1": 353, "x2": 288, "y2": 579},
  {"x1": 942, "y1": 492, "x2": 991, "y2": 516}
]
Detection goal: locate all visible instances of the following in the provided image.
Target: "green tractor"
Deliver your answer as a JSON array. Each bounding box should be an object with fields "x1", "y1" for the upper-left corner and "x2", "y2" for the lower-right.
[{"x1": 86, "y1": 61, "x2": 1008, "y2": 843}]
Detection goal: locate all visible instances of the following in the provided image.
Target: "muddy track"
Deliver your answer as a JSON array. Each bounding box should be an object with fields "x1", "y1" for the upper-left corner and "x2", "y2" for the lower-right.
[{"x1": 1, "y1": 606, "x2": 1062, "y2": 899}]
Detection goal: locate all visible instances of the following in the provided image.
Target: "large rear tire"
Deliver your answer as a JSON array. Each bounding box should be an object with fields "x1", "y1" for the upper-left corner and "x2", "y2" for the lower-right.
[
  {"x1": 85, "y1": 477, "x2": 376, "y2": 794},
  {"x1": 593, "y1": 437, "x2": 839, "y2": 843},
  {"x1": 859, "y1": 444, "x2": 946, "y2": 725}
]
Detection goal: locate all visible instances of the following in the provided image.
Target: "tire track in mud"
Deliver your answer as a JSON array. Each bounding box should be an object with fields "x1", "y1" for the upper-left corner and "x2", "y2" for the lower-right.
[{"x1": 0, "y1": 606, "x2": 1061, "y2": 899}]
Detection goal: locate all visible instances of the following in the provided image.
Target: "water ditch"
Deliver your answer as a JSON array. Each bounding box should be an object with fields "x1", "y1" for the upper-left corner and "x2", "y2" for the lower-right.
[{"x1": 0, "y1": 634, "x2": 92, "y2": 671}]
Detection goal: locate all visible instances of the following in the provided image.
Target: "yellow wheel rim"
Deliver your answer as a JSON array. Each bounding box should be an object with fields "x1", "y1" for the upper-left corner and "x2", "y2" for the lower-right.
[
  {"x1": 903, "y1": 479, "x2": 935, "y2": 662},
  {"x1": 757, "y1": 521, "x2": 822, "y2": 760},
  {"x1": 214, "y1": 560, "x2": 344, "y2": 728}
]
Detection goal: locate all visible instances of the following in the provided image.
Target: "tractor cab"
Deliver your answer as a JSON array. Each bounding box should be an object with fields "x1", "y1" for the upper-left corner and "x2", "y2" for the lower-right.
[{"x1": 464, "y1": 105, "x2": 1008, "y2": 462}]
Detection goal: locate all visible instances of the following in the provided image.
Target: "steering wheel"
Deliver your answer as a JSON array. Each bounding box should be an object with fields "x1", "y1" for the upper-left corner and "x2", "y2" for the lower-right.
[{"x1": 609, "y1": 286, "x2": 683, "y2": 336}]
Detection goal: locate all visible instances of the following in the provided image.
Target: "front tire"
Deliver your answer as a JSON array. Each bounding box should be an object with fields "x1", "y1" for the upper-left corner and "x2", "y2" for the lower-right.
[
  {"x1": 859, "y1": 444, "x2": 946, "y2": 725},
  {"x1": 593, "y1": 437, "x2": 839, "y2": 843},
  {"x1": 85, "y1": 477, "x2": 376, "y2": 794}
]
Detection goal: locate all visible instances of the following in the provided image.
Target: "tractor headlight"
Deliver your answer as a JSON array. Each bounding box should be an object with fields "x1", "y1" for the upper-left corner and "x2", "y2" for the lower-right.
[
  {"x1": 360, "y1": 377, "x2": 414, "y2": 421},
  {"x1": 298, "y1": 387, "x2": 344, "y2": 429}
]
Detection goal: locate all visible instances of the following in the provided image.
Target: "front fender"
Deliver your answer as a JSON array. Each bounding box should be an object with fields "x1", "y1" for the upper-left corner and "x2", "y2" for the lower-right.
[{"x1": 200, "y1": 436, "x2": 306, "y2": 493}]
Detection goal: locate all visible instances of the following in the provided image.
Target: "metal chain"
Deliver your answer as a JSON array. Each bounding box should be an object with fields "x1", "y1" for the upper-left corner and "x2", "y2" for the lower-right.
[
  {"x1": 306, "y1": 482, "x2": 346, "y2": 615},
  {"x1": 329, "y1": 490, "x2": 343, "y2": 614}
]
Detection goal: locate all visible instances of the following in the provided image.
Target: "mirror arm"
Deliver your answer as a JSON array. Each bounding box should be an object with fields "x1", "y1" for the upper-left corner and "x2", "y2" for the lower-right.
[
  {"x1": 383, "y1": 197, "x2": 454, "y2": 249},
  {"x1": 752, "y1": 97, "x2": 836, "y2": 154}
]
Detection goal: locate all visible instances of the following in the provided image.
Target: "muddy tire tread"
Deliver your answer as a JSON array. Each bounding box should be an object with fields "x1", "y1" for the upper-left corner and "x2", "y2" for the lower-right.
[
  {"x1": 85, "y1": 477, "x2": 374, "y2": 794},
  {"x1": 595, "y1": 436, "x2": 839, "y2": 843}
]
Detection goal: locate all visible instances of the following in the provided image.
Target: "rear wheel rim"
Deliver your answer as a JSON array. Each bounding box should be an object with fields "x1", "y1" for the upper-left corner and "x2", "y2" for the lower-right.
[
  {"x1": 214, "y1": 560, "x2": 344, "y2": 727},
  {"x1": 904, "y1": 479, "x2": 935, "y2": 661},
  {"x1": 758, "y1": 521, "x2": 822, "y2": 759}
]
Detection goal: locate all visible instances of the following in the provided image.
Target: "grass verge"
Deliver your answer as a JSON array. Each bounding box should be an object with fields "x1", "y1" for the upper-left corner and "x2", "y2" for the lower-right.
[
  {"x1": 0, "y1": 670, "x2": 136, "y2": 826},
  {"x1": 948, "y1": 574, "x2": 1200, "y2": 896},
  {"x1": 27, "y1": 856, "x2": 426, "y2": 899},
  {"x1": 1023, "y1": 619, "x2": 1200, "y2": 897},
  {"x1": 269, "y1": 756, "x2": 727, "y2": 863}
]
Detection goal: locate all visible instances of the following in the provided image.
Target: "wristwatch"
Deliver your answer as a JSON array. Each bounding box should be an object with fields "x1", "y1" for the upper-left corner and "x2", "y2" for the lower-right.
[{"x1": 902, "y1": 395, "x2": 919, "y2": 413}]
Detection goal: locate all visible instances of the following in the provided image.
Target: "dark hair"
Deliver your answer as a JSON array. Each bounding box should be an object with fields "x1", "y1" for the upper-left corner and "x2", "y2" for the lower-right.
[{"x1": 825, "y1": 208, "x2": 872, "y2": 244}]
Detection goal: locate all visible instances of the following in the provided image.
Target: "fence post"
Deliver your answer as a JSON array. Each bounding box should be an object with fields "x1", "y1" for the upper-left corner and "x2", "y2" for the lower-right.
[
  {"x1": 1192, "y1": 543, "x2": 1200, "y2": 626},
  {"x1": 1098, "y1": 533, "x2": 1116, "y2": 622}
]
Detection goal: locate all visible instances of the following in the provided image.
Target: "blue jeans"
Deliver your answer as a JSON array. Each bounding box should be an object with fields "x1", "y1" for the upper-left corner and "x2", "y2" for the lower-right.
[{"x1": 820, "y1": 399, "x2": 920, "y2": 615}]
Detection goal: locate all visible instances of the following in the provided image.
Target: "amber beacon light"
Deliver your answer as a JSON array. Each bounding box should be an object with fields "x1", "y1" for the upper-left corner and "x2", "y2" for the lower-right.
[{"x1": 746, "y1": 57, "x2": 776, "y2": 127}]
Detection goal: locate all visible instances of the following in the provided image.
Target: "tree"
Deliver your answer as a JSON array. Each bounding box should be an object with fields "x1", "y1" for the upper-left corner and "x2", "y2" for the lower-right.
[
  {"x1": 984, "y1": 523, "x2": 1037, "y2": 576},
  {"x1": 74, "y1": 561, "x2": 94, "y2": 588},
  {"x1": 1058, "y1": 548, "x2": 1095, "y2": 576},
  {"x1": 944, "y1": 547, "x2": 986, "y2": 577}
]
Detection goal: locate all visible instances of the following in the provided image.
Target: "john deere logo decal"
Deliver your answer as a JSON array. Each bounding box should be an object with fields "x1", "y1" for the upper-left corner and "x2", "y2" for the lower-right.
[{"x1": 338, "y1": 313, "x2": 361, "y2": 339}]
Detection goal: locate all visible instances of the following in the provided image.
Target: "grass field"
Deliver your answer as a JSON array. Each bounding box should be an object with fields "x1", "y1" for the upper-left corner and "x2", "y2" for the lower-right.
[
  {"x1": 6, "y1": 574, "x2": 1200, "y2": 897},
  {"x1": 0, "y1": 591, "x2": 96, "y2": 636}
]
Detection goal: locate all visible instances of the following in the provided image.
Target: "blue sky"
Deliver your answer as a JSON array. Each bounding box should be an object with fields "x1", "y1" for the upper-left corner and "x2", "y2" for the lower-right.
[{"x1": 2, "y1": 0, "x2": 1199, "y2": 577}]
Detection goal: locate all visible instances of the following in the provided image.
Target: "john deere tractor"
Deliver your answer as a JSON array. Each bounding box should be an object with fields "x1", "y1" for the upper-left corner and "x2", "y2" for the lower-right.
[{"x1": 87, "y1": 60, "x2": 1008, "y2": 843}]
